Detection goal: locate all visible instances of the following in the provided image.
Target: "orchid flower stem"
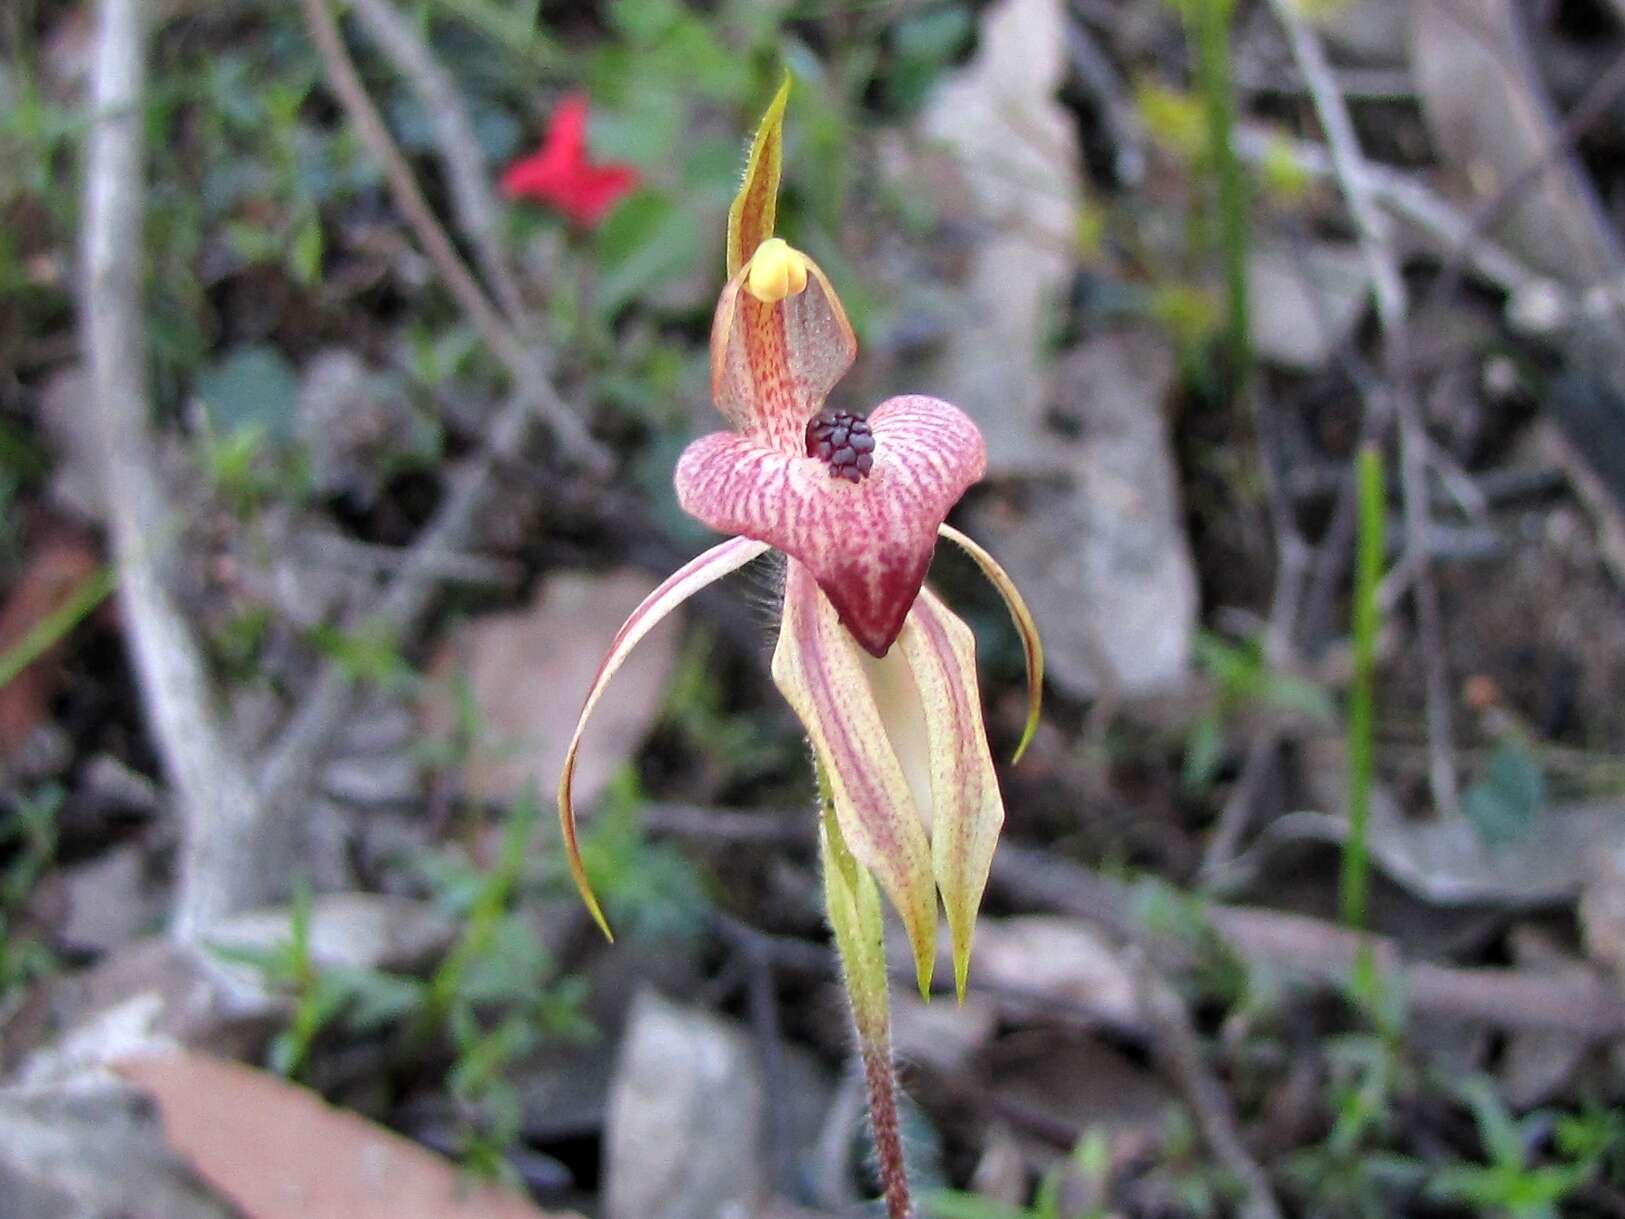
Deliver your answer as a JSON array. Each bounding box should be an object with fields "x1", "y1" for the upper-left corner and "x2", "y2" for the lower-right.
[{"x1": 819, "y1": 767, "x2": 913, "y2": 1219}]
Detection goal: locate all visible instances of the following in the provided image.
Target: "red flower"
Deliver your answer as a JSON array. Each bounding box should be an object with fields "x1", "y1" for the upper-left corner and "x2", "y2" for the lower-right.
[{"x1": 501, "y1": 93, "x2": 639, "y2": 227}]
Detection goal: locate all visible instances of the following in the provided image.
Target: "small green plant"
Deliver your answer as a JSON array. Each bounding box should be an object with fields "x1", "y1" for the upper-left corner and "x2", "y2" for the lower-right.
[
  {"x1": 1183, "y1": 631, "x2": 1334, "y2": 791},
  {"x1": 0, "y1": 785, "x2": 63, "y2": 1000},
  {"x1": 1283, "y1": 985, "x2": 1424, "y2": 1218},
  {"x1": 212, "y1": 877, "x2": 350, "y2": 1079},
  {"x1": 1165, "y1": 0, "x2": 1248, "y2": 378},
  {"x1": 927, "y1": 1129, "x2": 1114, "y2": 1219},
  {"x1": 222, "y1": 793, "x2": 594, "y2": 1182},
  {"x1": 1426, "y1": 1076, "x2": 1601, "y2": 1219}
]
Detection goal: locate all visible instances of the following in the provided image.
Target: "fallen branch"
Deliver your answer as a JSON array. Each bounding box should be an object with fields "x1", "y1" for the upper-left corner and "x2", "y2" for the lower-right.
[
  {"x1": 992, "y1": 844, "x2": 1625, "y2": 1038},
  {"x1": 83, "y1": 0, "x2": 273, "y2": 940}
]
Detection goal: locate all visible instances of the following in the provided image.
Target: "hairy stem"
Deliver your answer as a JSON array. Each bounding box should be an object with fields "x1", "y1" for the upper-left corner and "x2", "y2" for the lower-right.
[
  {"x1": 820, "y1": 792, "x2": 912, "y2": 1219},
  {"x1": 859, "y1": 1037, "x2": 911, "y2": 1219}
]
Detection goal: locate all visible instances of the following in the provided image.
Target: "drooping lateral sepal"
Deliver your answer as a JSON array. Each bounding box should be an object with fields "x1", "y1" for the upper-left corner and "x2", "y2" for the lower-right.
[
  {"x1": 558, "y1": 537, "x2": 772, "y2": 939},
  {"x1": 938, "y1": 523, "x2": 1044, "y2": 762},
  {"x1": 819, "y1": 791, "x2": 891, "y2": 1044},
  {"x1": 894, "y1": 589, "x2": 1004, "y2": 1001},
  {"x1": 772, "y1": 561, "x2": 938, "y2": 995},
  {"x1": 678, "y1": 395, "x2": 987, "y2": 656}
]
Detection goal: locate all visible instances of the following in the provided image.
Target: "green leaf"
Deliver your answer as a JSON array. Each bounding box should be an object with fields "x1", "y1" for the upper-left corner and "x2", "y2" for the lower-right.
[
  {"x1": 196, "y1": 345, "x2": 300, "y2": 444},
  {"x1": 591, "y1": 191, "x2": 703, "y2": 321},
  {"x1": 289, "y1": 213, "x2": 323, "y2": 286},
  {"x1": 1462, "y1": 741, "x2": 1545, "y2": 849},
  {"x1": 1182, "y1": 712, "x2": 1225, "y2": 790}
]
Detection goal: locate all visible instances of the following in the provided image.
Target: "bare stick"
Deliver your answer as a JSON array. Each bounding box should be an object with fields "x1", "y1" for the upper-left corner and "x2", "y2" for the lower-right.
[
  {"x1": 993, "y1": 842, "x2": 1625, "y2": 1037},
  {"x1": 343, "y1": 0, "x2": 530, "y2": 326},
  {"x1": 1231, "y1": 126, "x2": 1533, "y2": 295},
  {"x1": 1135, "y1": 959, "x2": 1284, "y2": 1219},
  {"x1": 257, "y1": 389, "x2": 535, "y2": 803},
  {"x1": 260, "y1": 0, "x2": 615, "y2": 820},
  {"x1": 298, "y1": 0, "x2": 606, "y2": 470},
  {"x1": 84, "y1": 0, "x2": 273, "y2": 939},
  {"x1": 1267, "y1": 0, "x2": 1461, "y2": 818}
]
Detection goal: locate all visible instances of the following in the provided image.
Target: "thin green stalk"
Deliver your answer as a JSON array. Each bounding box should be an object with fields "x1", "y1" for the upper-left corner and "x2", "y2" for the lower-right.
[
  {"x1": 0, "y1": 565, "x2": 116, "y2": 690},
  {"x1": 820, "y1": 786, "x2": 911, "y2": 1219},
  {"x1": 1186, "y1": 0, "x2": 1250, "y2": 378},
  {"x1": 1341, "y1": 444, "x2": 1385, "y2": 931}
]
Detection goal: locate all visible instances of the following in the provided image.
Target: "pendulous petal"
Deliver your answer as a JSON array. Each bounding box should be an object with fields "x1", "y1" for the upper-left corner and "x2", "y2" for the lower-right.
[
  {"x1": 938, "y1": 523, "x2": 1044, "y2": 763},
  {"x1": 772, "y1": 561, "x2": 939, "y2": 995},
  {"x1": 676, "y1": 395, "x2": 986, "y2": 657},
  {"x1": 558, "y1": 537, "x2": 772, "y2": 939},
  {"x1": 895, "y1": 588, "x2": 1004, "y2": 1002},
  {"x1": 709, "y1": 258, "x2": 857, "y2": 452}
]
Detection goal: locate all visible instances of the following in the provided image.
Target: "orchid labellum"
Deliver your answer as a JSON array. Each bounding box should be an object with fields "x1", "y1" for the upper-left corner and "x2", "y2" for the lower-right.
[{"x1": 557, "y1": 79, "x2": 1041, "y2": 1008}]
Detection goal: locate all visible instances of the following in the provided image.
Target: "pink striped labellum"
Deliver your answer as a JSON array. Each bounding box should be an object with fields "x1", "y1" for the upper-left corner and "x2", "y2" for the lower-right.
[{"x1": 558, "y1": 77, "x2": 1042, "y2": 999}]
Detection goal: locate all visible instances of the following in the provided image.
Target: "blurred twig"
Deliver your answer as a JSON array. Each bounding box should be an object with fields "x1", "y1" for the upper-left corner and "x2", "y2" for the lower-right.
[
  {"x1": 343, "y1": 0, "x2": 530, "y2": 326},
  {"x1": 1267, "y1": 0, "x2": 1461, "y2": 819},
  {"x1": 1133, "y1": 957, "x2": 1284, "y2": 1219},
  {"x1": 83, "y1": 0, "x2": 272, "y2": 940},
  {"x1": 297, "y1": 0, "x2": 606, "y2": 470},
  {"x1": 259, "y1": 0, "x2": 614, "y2": 845}
]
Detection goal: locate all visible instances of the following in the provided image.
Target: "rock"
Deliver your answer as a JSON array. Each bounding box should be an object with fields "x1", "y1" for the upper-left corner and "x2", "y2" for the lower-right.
[
  {"x1": 17, "y1": 896, "x2": 453, "y2": 1083},
  {"x1": 1409, "y1": 0, "x2": 1622, "y2": 282},
  {"x1": 423, "y1": 569, "x2": 679, "y2": 811},
  {"x1": 973, "y1": 329, "x2": 1197, "y2": 697},
  {"x1": 1248, "y1": 240, "x2": 1370, "y2": 370},
  {"x1": 18, "y1": 941, "x2": 266, "y2": 1084},
  {"x1": 968, "y1": 916, "x2": 1142, "y2": 1027},
  {"x1": 912, "y1": 0, "x2": 1082, "y2": 475},
  {"x1": 603, "y1": 991, "x2": 768, "y2": 1219},
  {"x1": 204, "y1": 893, "x2": 455, "y2": 997},
  {"x1": 55, "y1": 845, "x2": 162, "y2": 956},
  {"x1": 36, "y1": 368, "x2": 105, "y2": 523},
  {"x1": 1312, "y1": 0, "x2": 1407, "y2": 64},
  {"x1": 1581, "y1": 841, "x2": 1625, "y2": 977},
  {"x1": 297, "y1": 348, "x2": 425, "y2": 504},
  {"x1": 0, "y1": 1082, "x2": 236, "y2": 1219}
]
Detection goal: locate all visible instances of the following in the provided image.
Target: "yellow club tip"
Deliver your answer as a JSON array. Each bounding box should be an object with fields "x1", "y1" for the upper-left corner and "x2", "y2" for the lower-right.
[{"x1": 744, "y1": 237, "x2": 809, "y2": 303}]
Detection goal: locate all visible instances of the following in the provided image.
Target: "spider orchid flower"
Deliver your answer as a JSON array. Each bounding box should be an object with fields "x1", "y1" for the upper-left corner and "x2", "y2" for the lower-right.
[{"x1": 557, "y1": 79, "x2": 1041, "y2": 1001}]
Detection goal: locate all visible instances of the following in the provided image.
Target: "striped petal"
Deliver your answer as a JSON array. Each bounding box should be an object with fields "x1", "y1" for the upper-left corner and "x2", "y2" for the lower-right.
[
  {"x1": 676, "y1": 395, "x2": 986, "y2": 657},
  {"x1": 894, "y1": 588, "x2": 1003, "y2": 1001},
  {"x1": 772, "y1": 561, "x2": 938, "y2": 995},
  {"x1": 710, "y1": 257, "x2": 857, "y2": 452},
  {"x1": 938, "y1": 524, "x2": 1045, "y2": 763},
  {"x1": 558, "y1": 537, "x2": 772, "y2": 939}
]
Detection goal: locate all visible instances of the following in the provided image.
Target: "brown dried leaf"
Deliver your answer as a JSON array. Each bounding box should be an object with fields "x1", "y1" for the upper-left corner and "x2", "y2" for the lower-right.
[
  {"x1": 423, "y1": 569, "x2": 678, "y2": 809},
  {"x1": 0, "y1": 529, "x2": 100, "y2": 759},
  {"x1": 115, "y1": 1050, "x2": 582, "y2": 1219}
]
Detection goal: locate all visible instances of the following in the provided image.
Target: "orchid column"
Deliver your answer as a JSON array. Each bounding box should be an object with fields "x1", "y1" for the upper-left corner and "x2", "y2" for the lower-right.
[{"x1": 558, "y1": 78, "x2": 1042, "y2": 1217}]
